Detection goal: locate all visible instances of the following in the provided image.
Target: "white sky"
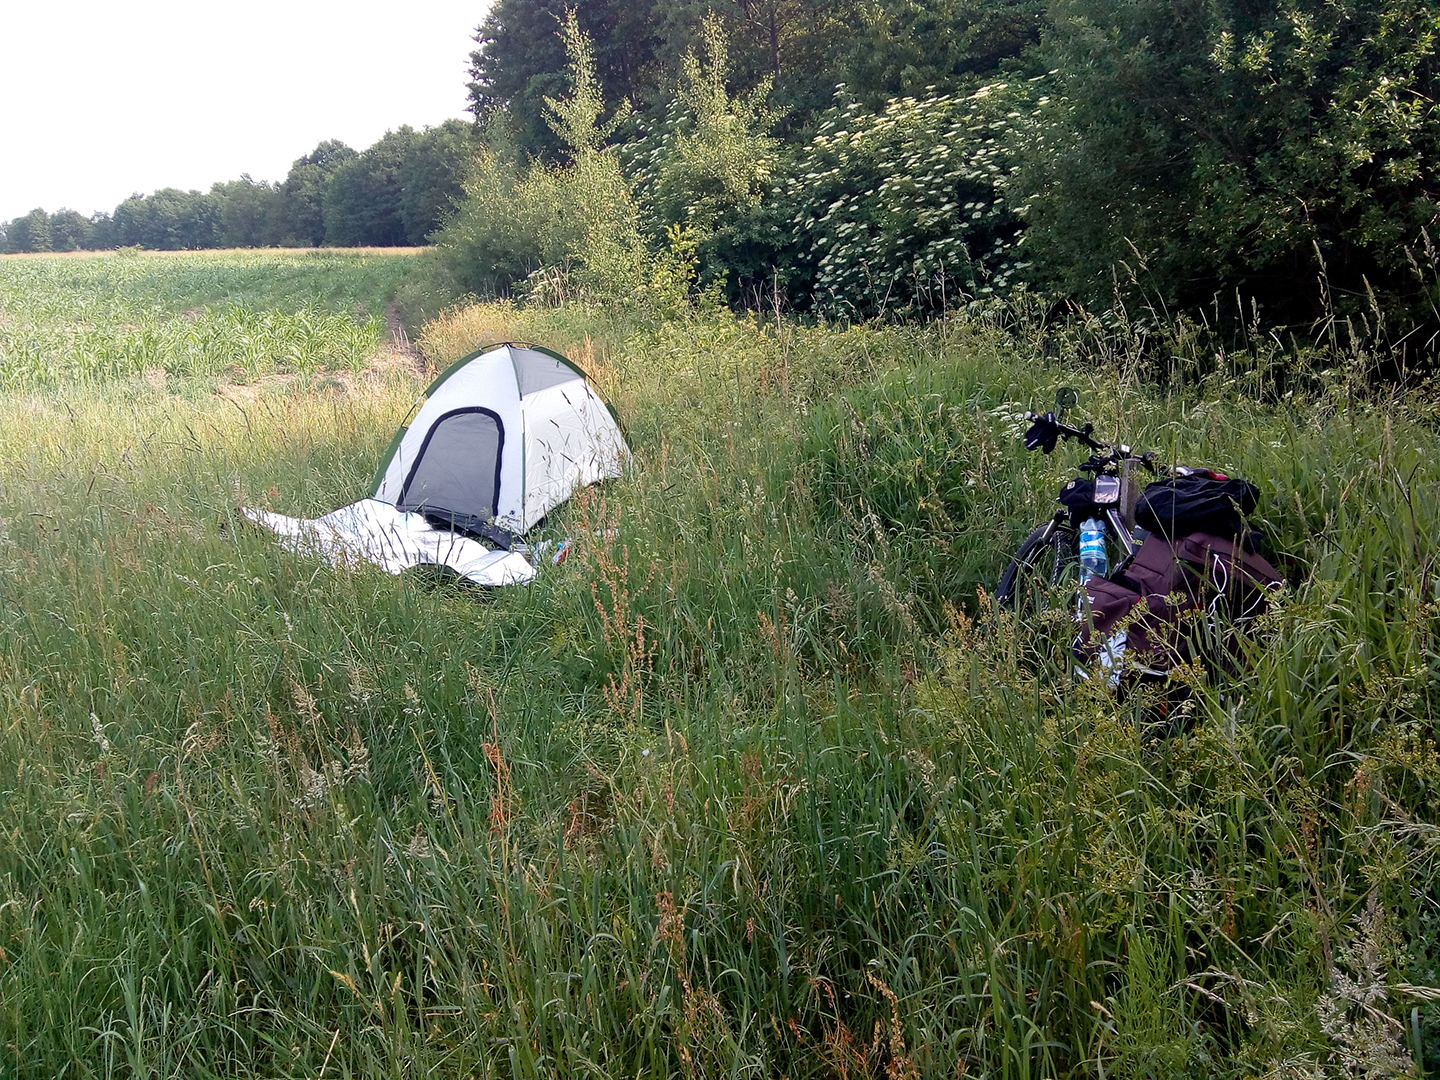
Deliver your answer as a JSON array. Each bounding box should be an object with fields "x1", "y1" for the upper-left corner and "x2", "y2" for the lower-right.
[{"x1": 0, "y1": 1, "x2": 489, "y2": 223}]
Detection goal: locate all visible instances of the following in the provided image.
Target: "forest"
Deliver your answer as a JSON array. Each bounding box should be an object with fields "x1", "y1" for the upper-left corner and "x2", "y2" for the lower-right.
[
  {"x1": 0, "y1": 121, "x2": 476, "y2": 253},
  {"x1": 446, "y1": 0, "x2": 1440, "y2": 348}
]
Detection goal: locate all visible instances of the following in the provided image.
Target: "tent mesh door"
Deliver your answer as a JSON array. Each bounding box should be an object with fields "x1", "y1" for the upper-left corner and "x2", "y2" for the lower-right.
[{"x1": 396, "y1": 408, "x2": 503, "y2": 532}]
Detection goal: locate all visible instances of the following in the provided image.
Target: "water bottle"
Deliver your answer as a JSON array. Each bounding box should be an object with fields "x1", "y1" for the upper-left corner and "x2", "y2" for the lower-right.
[{"x1": 1079, "y1": 517, "x2": 1108, "y2": 583}]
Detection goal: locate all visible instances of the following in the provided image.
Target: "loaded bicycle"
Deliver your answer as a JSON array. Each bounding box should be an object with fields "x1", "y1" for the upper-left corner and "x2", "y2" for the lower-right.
[{"x1": 993, "y1": 388, "x2": 1281, "y2": 697}]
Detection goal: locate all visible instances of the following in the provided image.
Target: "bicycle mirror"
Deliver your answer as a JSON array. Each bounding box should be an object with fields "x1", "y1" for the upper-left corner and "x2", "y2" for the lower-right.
[{"x1": 1055, "y1": 387, "x2": 1078, "y2": 419}]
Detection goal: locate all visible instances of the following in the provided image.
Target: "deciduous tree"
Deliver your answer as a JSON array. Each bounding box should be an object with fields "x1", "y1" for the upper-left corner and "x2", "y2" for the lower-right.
[
  {"x1": 469, "y1": 0, "x2": 664, "y2": 160},
  {"x1": 398, "y1": 119, "x2": 479, "y2": 244},
  {"x1": 5, "y1": 208, "x2": 54, "y2": 253},
  {"x1": 323, "y1": 129, "x2": 416, "y2": 247},
  {"x1": 47, "y1": 209, "x2": 92, "y2": 251},
  {"x1": 112, "y1": 189, "x2": 223, "y2": 249},
  {"x1": 213, "y1": 176, "x2": 285, "y2": 247},
  {"x1": 281, "y1": 141, "x2": 357, "y2": 246},
  {"x1": 1011, "y1": 0, "x2": 1440, "y2": 330}
]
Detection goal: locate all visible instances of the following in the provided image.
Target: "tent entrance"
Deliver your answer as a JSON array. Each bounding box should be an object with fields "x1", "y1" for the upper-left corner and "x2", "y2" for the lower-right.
[{"x1": 396, "y1": 407, "x2": 508, "y2": 543}]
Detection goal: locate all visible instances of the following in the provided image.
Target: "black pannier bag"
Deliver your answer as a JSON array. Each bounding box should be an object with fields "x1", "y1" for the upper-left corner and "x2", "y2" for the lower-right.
[{"x1": 1135, "y1": 471, "x2": 1260, "y2": 541}]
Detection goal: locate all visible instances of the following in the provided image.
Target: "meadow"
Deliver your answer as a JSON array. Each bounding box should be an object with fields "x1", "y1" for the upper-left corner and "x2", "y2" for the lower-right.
[{"x1": 0, "y1": 253, "x2": 1436, "y2": 1078}]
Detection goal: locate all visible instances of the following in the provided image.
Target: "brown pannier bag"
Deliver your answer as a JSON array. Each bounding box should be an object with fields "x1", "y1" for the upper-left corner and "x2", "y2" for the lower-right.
[{"x1": 1077, "y1": 532, "x2": 1281, "y2": 676}]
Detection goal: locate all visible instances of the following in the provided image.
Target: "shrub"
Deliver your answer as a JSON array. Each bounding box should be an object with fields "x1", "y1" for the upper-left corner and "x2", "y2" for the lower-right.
[
  {"x1": 1010, "y1": 0, "x2": 1440, "y2": 339},
  {"x1": 641, "y1": 15, "x2": 780, "y2": 244},
  {"x1": 439, "y1": 11, "x2": 647, "y2": 305},
  {"x1": 779, "y1": 83, "x2": 1032, "y2": 318}
]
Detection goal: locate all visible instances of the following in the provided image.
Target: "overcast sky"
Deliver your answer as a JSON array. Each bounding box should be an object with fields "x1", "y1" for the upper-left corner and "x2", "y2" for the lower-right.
[{"x1": 0, "y1": 0, "x2": 489, "y2": 223}]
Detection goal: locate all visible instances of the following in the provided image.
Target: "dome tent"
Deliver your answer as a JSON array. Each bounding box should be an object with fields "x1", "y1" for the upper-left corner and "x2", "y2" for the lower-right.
[
  {"x1": 372, "y1": 342, "x2": 630, "y2": 547},
  {"x1": 243, "y1": 342, "x2": 629, "y2": 588}
]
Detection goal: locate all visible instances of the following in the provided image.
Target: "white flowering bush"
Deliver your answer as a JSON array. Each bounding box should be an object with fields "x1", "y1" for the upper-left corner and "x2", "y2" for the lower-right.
[{"x1": 782, "y1": 81, "x2": 1037, "y2": 318}]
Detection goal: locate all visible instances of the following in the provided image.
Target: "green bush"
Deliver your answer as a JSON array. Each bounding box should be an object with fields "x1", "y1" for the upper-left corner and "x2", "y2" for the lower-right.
[
  {"x1": 1010, "y1": 0, "x2": 1440, "y2": 339},
  {"x1": 439, "y1": 12, "x2": 647, "y2": 304},
  {"x1": 640, "y1": 15, "x2": 781, "y2": 244}
]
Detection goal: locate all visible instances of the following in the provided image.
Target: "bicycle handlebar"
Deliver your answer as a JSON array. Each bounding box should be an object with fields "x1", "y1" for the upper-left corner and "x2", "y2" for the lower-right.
[
  {"x1": 1023, "y1": 411, "x2": 1161, "y2": 473},
  {"x1": 1023, "y1": 410, "x2": 1108, "y2": 453}
]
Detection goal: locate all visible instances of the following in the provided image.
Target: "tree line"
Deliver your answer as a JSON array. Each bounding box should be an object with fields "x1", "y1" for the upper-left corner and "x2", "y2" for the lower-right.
[
  {"x1": 0, "y1": 120, "x2": 475, "y2": 254},
  {"x1": 468, "y1": 0, "x2": 1043, "y2": 157},
  {"x1": 450, "y1": 0, "x2": 1439, "y2": 346}
]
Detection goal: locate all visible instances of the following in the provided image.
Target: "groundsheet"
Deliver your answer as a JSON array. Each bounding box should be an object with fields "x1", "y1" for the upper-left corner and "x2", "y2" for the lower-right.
[{"x1": 242, "y1": 498, "x2": 535, "y2": 587}]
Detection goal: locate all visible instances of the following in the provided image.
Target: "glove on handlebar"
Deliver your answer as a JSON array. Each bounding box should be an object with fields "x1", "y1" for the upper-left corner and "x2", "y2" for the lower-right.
[{"x1": 1024, "y1": 412, "x2": 1060, "y2": 454}]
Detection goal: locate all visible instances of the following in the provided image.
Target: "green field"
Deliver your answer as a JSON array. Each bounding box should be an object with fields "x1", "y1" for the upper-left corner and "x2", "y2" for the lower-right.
[
  {"x1": 0, "y1": 254, "x2": 1436, "y2": 1078},
  {"x1": 0, "y1": 250, "x2": 438, "y2": 389}
]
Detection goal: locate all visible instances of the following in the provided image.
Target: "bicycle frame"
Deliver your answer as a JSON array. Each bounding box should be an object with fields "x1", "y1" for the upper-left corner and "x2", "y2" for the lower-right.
[
  {"x1": 1108, "y1": 452, "x2": 1148, "y2": 560},
  {"x1": 996, "y1": 397, "x2": 1169, "y2": 612},
  {"x1": 1034, "y1": 451, "x2": 1149, "y2": 561}
]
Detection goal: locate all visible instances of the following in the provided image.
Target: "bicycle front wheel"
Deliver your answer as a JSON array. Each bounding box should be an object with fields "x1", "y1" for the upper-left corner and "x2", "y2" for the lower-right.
[{"x1": 995, "y1": 519, "x2": 1078, "y2": 615}]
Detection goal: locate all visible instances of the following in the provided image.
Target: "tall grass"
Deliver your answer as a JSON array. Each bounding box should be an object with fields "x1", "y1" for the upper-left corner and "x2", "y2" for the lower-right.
[{"x1": 0, "y1": 276, "x2": 1435, "y2": 1077}]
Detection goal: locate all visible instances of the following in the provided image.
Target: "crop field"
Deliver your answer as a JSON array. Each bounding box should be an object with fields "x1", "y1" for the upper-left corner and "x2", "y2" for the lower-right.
[
  {"x1": 0, "y1": 250, "x2": 434, "y2": 389},
  {"x1": 0, "y1": 255, "x2": 1436, "y2": 1078}
]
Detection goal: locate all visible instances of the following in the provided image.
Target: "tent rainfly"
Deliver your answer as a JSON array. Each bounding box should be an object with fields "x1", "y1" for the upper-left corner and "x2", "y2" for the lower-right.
[
  {"x1": 244, "y1": 342, "x2": 630, "y2": 586},
  {"x1": 373, "y1": 341, "x2": 629, "y2": 544}
]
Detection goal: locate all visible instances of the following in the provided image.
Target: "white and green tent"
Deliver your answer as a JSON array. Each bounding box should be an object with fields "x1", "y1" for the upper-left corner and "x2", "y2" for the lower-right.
[
  {"x1": 372, "y1": 342, "x2": 629, "y2": 545},
  {"x1": 245, "y1": 343, "x2": 629, "y2": 586}
]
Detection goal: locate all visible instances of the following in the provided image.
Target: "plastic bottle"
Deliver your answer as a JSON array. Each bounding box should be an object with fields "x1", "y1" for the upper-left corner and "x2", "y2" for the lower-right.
[{"x1": 1078, "y1": 517, "x2": 1108, "y2": 583}]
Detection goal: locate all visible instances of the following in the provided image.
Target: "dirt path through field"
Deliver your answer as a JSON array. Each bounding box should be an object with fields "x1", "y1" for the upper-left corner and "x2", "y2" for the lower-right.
[
  {"x1": 214, "y1": 304, "x2": 429, "y2": 406},
  {"x1": 383, "y1": 301, "x2": 428, "y2": 377}
]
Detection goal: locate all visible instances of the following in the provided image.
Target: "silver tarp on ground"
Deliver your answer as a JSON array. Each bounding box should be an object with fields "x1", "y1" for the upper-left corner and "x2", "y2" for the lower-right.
[{"x1": 242, "y1": 498, "x2": 535, "y2": 587}]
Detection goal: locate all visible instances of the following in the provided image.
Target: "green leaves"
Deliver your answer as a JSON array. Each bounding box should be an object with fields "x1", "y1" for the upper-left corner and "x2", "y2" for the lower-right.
[
  {"x1": 543, "y1": 8, "x2": 633, "y2": 158},
  {"x1": 781, "y1": 83, "x2": 1032, "y2": 317},
  {"x1": 1011, "y1": 0, "x2": 1440, "y2": 334},
  {"x1": 442, "y1": 17, "x2": 649, "y2": 306},
  {"x1": 649, "y1": 13, "x2": 781, "y2": 241},
  {"x1": 2, "y1": 208, "x2": 53, "y2": 253}
]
